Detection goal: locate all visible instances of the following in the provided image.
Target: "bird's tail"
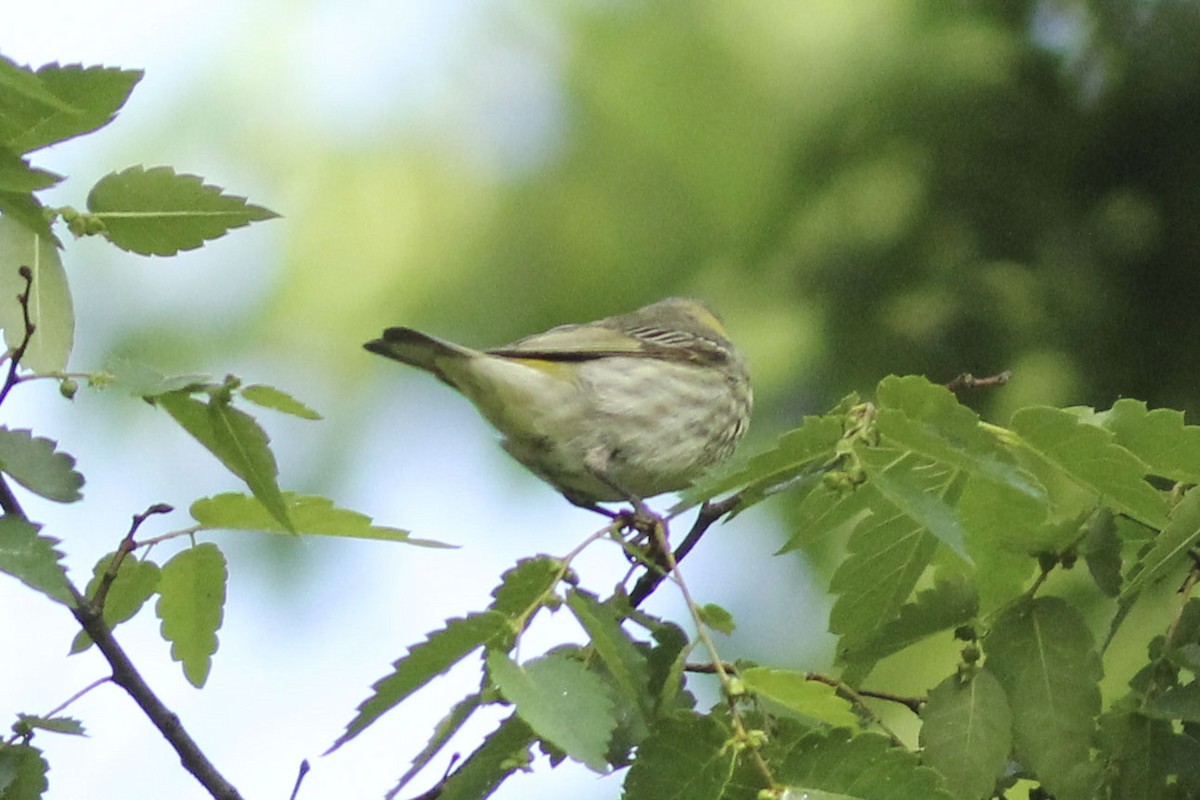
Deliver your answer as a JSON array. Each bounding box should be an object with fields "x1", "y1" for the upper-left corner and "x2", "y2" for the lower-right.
[{"x1": 363, "y1": 328, "x2": 477, "y2": 387}]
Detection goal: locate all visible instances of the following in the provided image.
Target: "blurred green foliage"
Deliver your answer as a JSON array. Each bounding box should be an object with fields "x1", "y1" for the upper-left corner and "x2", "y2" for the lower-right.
[{"x1": 268, "y1": 0, "x2": 1196, "y2": 430}]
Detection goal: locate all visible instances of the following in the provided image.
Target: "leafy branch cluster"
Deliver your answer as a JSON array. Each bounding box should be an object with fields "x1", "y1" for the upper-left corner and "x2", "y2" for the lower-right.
[{"x1": 3, "y1": 51, "x2": 1200, "y2": 800}]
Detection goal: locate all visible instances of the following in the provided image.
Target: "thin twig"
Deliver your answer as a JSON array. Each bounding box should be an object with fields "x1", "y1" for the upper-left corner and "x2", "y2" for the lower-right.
[
  {"x1": 628, "y1": 495, "x2": 740, "y2": 607},
  {"x1": 42, "y1": 676, "x2": 113, "y2": 720},
  {"x1": 0, "y1": 266, "x2": 37, "y2": 408},
  {"x1": 92, "y1": 503, "x2": 174, "y2": 611},
  {"x1": 943, "y1": 370, "x2": 1012, "y2": 393},
  {"x1": 71, "y1": 594, "x2": 245, "y2": 800},
  {"x1": 684, "y1": 663, "x2": 926, "y2": 716}
]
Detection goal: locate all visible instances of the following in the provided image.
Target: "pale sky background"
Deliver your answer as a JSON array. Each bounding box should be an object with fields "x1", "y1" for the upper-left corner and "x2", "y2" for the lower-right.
[{"x1": 0, "y1": 3, "x2": 827, "y2": 799}]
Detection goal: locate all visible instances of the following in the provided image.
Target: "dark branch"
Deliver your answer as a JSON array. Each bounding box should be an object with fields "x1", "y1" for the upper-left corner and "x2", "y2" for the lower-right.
[
  {"x1": 0, "y1": 266, "x2": 38, "y2": 408},
  {"x1": 71, "y1": 596, "x2": 245, "y2": 800},
  {"x1": 628, "y1": 494, "x2": 740, "y2": 607},
  {"x1": 943, "y1": 370, "x2": 1012, "y2": 393},
  {"x1": 685, "y1": 661, "x2": 925, "y2": 715},
  {"x1": 92, "y1": 503, "x2": 174, "y2": 611}
]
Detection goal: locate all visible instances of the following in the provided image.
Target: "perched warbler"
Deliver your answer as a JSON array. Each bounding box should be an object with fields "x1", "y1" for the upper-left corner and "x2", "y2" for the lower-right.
[{"x1": 364, "y1": 298, "x2": 752, "y2": 514}]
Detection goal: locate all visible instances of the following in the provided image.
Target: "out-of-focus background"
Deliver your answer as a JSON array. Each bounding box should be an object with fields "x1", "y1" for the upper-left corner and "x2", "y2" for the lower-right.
[{"x1": 3, "y1": 1, "x2": 1200, "y2": 798}]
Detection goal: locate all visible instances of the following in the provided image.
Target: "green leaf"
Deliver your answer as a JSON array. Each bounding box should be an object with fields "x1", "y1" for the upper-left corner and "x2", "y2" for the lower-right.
[
  {"x1": 436, "y1": 713, "x2": 536, "y2": 800},
  {"x1": 697, "y1": 603, "x2": 735, "y2": 635},
  {"x1": 0, "y1": 190, "x2": 53, "y2": 239},
  {"x1": 739, "y1": 668, "x2": 858, "y2": 728},
  {"x1": 0, "y1": 148, "x2": 60, "y2": 192},
  {"x1": 838, "y1": 575, "x2": 978, "y2": 669},
  {"x1": 876, "y1": 375, "x2": 1046, "y2": 501},
  {"x1": 190, "y1": 492, "x2": 447, "y2": 547},
  {"x1": 566, "y1": 589, "x2": 651, "y2": 718},
  {"x1": 645, "y1": 621, "x2": 692, "y2": 717},
  {"x1": 86, "y1": 165, "x2": 278, "y2": 256},
  {"x1": 0, "y1": 427, "x2": 83, "y2": 502},
  {"x1": 919, "y1": 671, "x2": 1012, "y2": 800},
  {"x1": 621, "y1": 713, "x2": 736, "y2": 800},
  {"x1": 239, "y1": 383, "x2": 322, "y2": 420},
  {"x1": 329, "y1": 612, "x2": 511, "y2": 752},
  {"x1": 3, "y1": 63, "x2": 141, "y2": 154},
  {"x1": 0, "y1": 516, "x2": 72, "y2": 605},
  {"x1": 1099, "y1": 711, "x2": 1172, "y2": 800},
  {"x1": 488, "y1": 557, "x2": 563, "y2": 619},
  {"x1": 1101, "y1": 398, "x2": 1200, "y2": 484},
  {"x1": 488, "y1": 650, "x2": 617, "y2": 772},
  {"x1": 103, "y1": 357, "x2": 208, "y2": 397},
  {"x1": 0, "y1": 743, "x2": 48, "y2": 800},
  {"x1": 778, "y1": 482, "x2": 872, "y2": 554},
  {"x1": 1011, "y1": 406, "x2": 1168, "y2": 529},
  {"x1": 0, "y1": 54, "x2": 78, "y2": 116},
  {"x1": 829, "y1": 510, "x2": 937, "y2": 650},
  {"x1": 1082, "y1": 509, "x2": 1123, "y2": 598},
  {"x1": 0, "y1": 214, "x2": 74, "y2": 371},
  {"x1": 674, "y1": 413, "x2": 844, "y2": 512},
  {"x1": 984, "y1": 597, "x2": 1102, "y2": 799},
  {"x1": 856, "y1": 445, "x2": 969, "y2": 560},
  {"x1": 1143, "y1": 682, "x2": 1200, "y2": 723},
  {"x1": 70, "y1": 552, "x2": 161, "y2": 652},
  {"x1": 769, "y1": 727, "x2": 955, "y2": 800},
  {"x1": 1120, "y1": 489, "x2": 1200, "y2": 600},
  {"x1": 154, "y1": 543, "x2": 226, "y2": 688},
  {"x1": 156, "y1": 391, "x2": 292, "y2": 531},
  {"x1": 14, "y1": 714, "x2": 86, "y2": 737}
]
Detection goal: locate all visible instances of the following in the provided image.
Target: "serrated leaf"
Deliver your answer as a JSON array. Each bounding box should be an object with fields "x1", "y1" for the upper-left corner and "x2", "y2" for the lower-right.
[
  {"x1": 239, "y1": 383, "x2": 321, "y2": 420},
  {"x1": 190, "y1": 492, "x2": 446, "y2": 546},
  {"x1": 70, "y1": 552, "x2": 161, "y2": 652},
  {"x1": 856, "y1": 445, "x2": 969, "y2": 560},
  {"x1": 155, "y1": 543, "x2": 226, "y2": 688},
  {"x1": 829, "y1": 510, "x2": 937, "y2": 650},
  {"x1": 0, "y1": 54, "x2": 78, "y2": 115},
  {"x1": 0, "y1": 516, "x2": 72, "y2": 605},
  {"x1": 838, "y1": 575, "x2": 978, "y2": 668},
  {"x1": 984, "y1": 597, "x2": 1102, "y2": 799},
  {"x1": 919, "y1": 671, "x2": 1012, "y2": 800},
  {"x1": 778, "y1": 483, "x2": 872, "y2": 554},
  {"x1": 488, "y1": 650, "x2": 617, "y2": 772},
  {"x1": 86, "y1": 165, "x2": 278, "y2": 256},
  {"x1": 769, "y1": 727, "x2": 955, "y2": 800},
  {"x1": 0, "y1": 427, "x2": 83, "y2": 502},
  {"x1": 566, "y1": 590, "x2": 651, "y2": 718},
  {"x1": 436, "y1": 713, "x2": 536, "y2": 800},
  {"x1": 1120, "y1": 489, "x2": 1200, "y2": 601},
  {"x1": 3, "y1": 63, "x2": 141, "y2": 154},
  {"x1": 0, "y1": 214, "x2": 74, "y2": 371},
  {"x1": 329, "y1": 612, "x2": 511, "y2": 752},
  {"x1": 877, "y1": 375, "x2": 1046, "y2": 501},
  {"x1": 488, "y1": 557, "x2": 563, "y2": 619},
  {"x1": 1102, "y1": 398, "x2": 1200, "y2": 484},
  {"x1": 955, "y1": 475, "x2": 1042, "y2": 614},
  {"x1": 621, "y1": 713, "x2": 735, "y2": 800},
  {"x1": 645, "y1": 621, "x2": 691, "y2": 717},
  {"x1": 740, "y1": 668, "x2": 858, "y2": 728},
  {"x1": 0, "y1": 742, "x2": 48, "y2": 800},
  {"x1": 1012, "y1": 406, "x2": 1168, "y2": 529},
  {"x1": 673, "y1": 413, "x2": 844, "y2": 513},
  {"x1": 0, "y1": 148, "x2": 60, "y2": 192},
  {"x1": 15, "y1": 714, "x2": 86, "y2": 737},
  {"x1": 156, "y1": 391, "x2": 292, "y2": 531}
]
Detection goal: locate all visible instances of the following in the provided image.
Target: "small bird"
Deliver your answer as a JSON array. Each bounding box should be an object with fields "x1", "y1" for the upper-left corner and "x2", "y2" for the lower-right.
[{"x1": 364, "y1": 298, "x2": 752, "y2": 515}]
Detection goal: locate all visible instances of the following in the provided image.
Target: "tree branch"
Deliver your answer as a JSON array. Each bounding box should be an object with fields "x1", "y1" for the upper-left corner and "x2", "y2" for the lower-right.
[
  {"x1": 628, "y1": 494, "x2": 740, "y2": 607},
  {"x1": 70, "y1": 596, "x2": 245, "y2": 800}
]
